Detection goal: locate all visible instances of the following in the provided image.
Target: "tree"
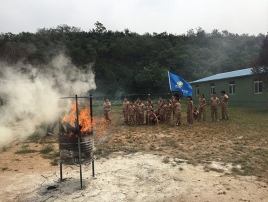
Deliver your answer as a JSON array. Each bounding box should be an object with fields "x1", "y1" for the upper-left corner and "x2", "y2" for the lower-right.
[
  {"x1": 93, "y1": 21, "x2": 107, "y2": 34},
  {"x1": 252, "y1": 34, "x2": 268, "y2": 91}
]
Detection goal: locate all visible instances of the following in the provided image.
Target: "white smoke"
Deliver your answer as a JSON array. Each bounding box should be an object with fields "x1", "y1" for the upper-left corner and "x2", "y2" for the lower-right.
[{"x1": 0, "y1": 54, "x2": 96, "y2": 145}]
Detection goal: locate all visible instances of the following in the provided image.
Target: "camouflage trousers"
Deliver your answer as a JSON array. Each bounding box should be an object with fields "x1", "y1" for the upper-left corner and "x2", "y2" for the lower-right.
[
  {"x1": 160, "y1": 113, "x2": 165, "y2": 124},
  {"x1": 104, "y1": 110, "x2": 111, "y2": 123},
  {"x1": 173, "y1": 111, "x2": 181, "y2": 126},
  {"x1": 187, "y1": 111, "x2": 193, "y2": 124},
  {"x1": 221, "y1": 103, "x2": 228, "y2": 119},
  {"x1": 129, "y1": 115, "x2": 135, "y2": 125},
  {"x1": 198, "y1": 107, "x2": 206, "y2": 121},
  {"x1": 136, "y1": 112, "x2": 144, "y2": 125},
  {"x1": 145, "y1": 111, "x2": 150, "y2": 124},
  {"x1": 123, "y1": 110, "x2": 128, "y2": 124},
  {"x1": 211, "y1": 106, "x2": 218, "y2": 121},
  {"x1": 165, "y1": 112, "x2": 171, "y2": 125}
]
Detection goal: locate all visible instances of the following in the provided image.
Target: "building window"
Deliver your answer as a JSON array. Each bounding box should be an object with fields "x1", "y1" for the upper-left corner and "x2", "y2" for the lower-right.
[
  {"x1": 254, "y1": 79, "x2": 262, "y2": 94},
  {"x1": 195, "y1": 85, "x2": 199, "y2": 96},
  {"x1": 210, "y1": 83, "x2": 215, "y2": 95},
  {"x1": 229, "y1": 81, "x2": 235, "y2": 95}
]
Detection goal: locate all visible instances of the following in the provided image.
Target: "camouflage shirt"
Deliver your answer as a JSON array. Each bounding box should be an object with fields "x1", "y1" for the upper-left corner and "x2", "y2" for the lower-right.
[
  {"x1": 122, "y1": 101, "x2": 129, "y2": 111},
  {"x1": 198, "y1": 98, "x2": 206, "y2": 108},
  {"x1": 210, "y1": 97, "x2": 220, "y2": 107},
  {"x1": 103, "y1": 101, "x2": 111, "y2": 111}
]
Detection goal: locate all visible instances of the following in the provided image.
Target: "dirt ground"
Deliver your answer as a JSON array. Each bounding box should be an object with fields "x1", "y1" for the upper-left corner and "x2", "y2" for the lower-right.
[
  {"x1": 1, "y1": 105, "x2": 268, "y2": 201},
  {"x1": 1, "y1": 147, "x2": 268, "y2": 202}
]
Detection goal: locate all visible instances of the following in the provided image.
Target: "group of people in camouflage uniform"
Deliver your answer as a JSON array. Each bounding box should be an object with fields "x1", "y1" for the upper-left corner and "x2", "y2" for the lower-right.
[
  {"x1": 196, "y1": 90, "x2": 229, "y2": 122},
  {"x1": 122, "y1": 95, "x2": 183, "y2": 126},
  {"x1": 103, "y1": 91, "x2": 229, "y2": 126}
]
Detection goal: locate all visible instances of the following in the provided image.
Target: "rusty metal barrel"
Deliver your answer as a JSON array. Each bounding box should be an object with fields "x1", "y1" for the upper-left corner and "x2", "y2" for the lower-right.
[{"x1": 58, "y1": 132, "x2": 94, "y2": 165}]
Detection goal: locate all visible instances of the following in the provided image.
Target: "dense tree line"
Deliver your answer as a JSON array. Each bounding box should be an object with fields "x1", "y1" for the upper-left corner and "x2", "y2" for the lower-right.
[{"x1": 0, "y1": 22, "x2": 265, "y2": 97}]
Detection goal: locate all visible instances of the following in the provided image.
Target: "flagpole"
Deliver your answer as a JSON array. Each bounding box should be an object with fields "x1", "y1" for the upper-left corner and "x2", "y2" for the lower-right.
[{"x1": 167, "y1": 71, "x2": 172, "y2": 91}]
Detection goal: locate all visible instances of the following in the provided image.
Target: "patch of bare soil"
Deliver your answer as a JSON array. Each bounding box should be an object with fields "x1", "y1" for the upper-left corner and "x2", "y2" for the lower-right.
[{"x1": 1, "y1": 152, "x2": 268, "y2": 202}]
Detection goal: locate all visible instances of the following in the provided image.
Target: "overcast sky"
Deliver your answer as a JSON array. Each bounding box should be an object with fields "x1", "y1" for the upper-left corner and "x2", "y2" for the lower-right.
[{"x1": 0, "y1": 0, "x2": 267, "y2": 36}]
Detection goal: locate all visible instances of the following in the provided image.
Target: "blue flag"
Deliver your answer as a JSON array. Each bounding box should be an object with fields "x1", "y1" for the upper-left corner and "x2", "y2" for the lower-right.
[{"x1": 168, "y1": 71, "x2": 192, "y2": 97}]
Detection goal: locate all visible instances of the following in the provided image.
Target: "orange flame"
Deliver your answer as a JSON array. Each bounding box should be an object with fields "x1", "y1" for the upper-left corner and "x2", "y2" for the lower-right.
[
  {"x1": 62, "y1": 103, "x2": 77, "y2": 128},
  {"x1": 62, "y1": 102, "x2": 95, "y2": 135}
]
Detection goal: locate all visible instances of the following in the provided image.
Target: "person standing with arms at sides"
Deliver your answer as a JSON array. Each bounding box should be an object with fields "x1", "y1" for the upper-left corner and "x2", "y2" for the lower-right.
[
  {"x1": 157, "y1": 97, "x2": 163, "y2": 113},
  {"x1": 187, "y1": 96, "x2": 194, "y2": 126},
  {"x1": 173, "y1": 97, "x2": 181, "y2": 126},
  {"x1": 164, "y1": 100, "x2": 172, "y2": 125},
  {"x1": 210, "y1": 92, "x2": 220, "y2": 121},
  {"x1": 171, "y1": 95, "x2": 176, "y2": 121},
  {"x1": 159, "y1": 100, "x2": 165, "y2": 124},
  {"x1": 134, "y1": 98, "x2": 139, "y2": 124},
  {"x1": 103, "y1": 98, "x2": 112, "y2": 124},
  {"x1": 145, "y1": 101, "x2": 153, "y2": 124},
  {"x1": 128, "y1": 102, "x2": 136, "y2": 126},
  {"x1": 198, "y1": 93, "x2": 206, "y2": 121},
  {"x1": 221, "y1": 90, "x2": 229, "y2": 120},
  {"x1": 122, "y1": 98, "x2": 129, "y2": 125},
  {"x1": 136, "y1": 99, "x2": 145, "y2": 125}
]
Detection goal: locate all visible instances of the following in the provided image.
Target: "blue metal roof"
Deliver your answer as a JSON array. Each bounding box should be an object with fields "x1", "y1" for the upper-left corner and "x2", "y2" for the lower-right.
[{"x1": 191, "y1": 68, "x2": 252, "y2": 83}]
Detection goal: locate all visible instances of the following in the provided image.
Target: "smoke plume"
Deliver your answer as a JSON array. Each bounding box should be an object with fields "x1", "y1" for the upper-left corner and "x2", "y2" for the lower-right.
[{"x1": 0, "y1": 54, "x2": 96, "y2": 146}]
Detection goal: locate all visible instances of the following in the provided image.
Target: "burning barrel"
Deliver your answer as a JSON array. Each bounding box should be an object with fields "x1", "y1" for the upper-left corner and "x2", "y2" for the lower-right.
[
  {"x1": 58, "y1": 95, "x2": 95, "y2": 188},
  {"x1": 58, "y1": 132, "x2": 94, "y2": 164}
]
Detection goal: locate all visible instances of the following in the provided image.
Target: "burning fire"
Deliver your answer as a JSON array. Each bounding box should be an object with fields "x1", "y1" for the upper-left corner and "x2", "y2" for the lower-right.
[{"x1": 62, "y1": 102, "x2": 95, "y2": 135}]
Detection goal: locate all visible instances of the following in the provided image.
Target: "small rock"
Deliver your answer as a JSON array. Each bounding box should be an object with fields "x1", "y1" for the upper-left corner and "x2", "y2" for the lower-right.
[{"x1": 218, "y1": 189, "x2": 226, "y2": 195}]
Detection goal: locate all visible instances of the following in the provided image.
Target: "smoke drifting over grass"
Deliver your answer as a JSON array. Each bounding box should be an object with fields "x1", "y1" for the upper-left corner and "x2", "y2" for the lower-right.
[{"x1": 0, "y1": 54, "x2": 96, "y2": 145}]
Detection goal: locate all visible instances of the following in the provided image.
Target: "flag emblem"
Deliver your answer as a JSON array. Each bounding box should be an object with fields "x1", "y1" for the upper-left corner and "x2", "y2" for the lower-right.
[{"x1": 177, "y1": 81, "x2": 183, "y2": 88}]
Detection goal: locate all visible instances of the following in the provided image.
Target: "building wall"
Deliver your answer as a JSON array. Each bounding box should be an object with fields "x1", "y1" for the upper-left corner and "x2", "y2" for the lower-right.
[{"x1": 192, "y1": 76, "x2": 268, "y2": 107}]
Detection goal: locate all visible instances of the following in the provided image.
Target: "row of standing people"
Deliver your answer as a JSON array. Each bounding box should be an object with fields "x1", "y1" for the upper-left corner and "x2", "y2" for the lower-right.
[
  {"x1": 122, "y1": 96, "x2": 182, "y2": 126},
  {"x1": 103, "y1": 91, "x2": 229, "y2": 126},
  {"x1": 189, "y1": 90, "x2": 229, "y2": 123}
]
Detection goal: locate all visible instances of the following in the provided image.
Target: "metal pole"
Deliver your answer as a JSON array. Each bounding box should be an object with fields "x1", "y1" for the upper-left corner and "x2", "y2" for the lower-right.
[
  {"x1": 90, "y1": 94, "x2": 95, "y2": 177},
  {"x1": 76, "y1": 95, "x2": 83, "y2": 189},
  {"x1": 59, "y1": 117, "x2": 63, "y2": 182},
  {"x1": 60, "y1": 162, "x2": 63, "y2": 182}
]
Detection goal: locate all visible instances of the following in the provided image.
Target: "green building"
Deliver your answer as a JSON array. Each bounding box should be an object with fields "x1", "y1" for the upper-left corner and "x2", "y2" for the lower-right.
[{"x1": 190, "y1": 68, "x2": 268, "y2": 107}]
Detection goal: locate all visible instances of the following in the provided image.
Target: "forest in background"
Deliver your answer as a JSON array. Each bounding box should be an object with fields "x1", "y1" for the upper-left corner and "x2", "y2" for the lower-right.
[{"x1": 0, "y1": 22, "x2": 266, "y2": 97}]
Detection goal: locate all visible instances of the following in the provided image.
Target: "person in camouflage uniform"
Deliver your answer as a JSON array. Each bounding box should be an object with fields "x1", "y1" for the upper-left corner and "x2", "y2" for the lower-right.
[
  {"x1": 128, "y1": 102, "x2": 136, "y2": 125},
  {"x1": 173, "y1": 97, "x2": 181, "y2": 126},
  {"x1": 187, "y1": 96, "x2": 194, "y2": 126},
  {"x1": 221, "y1": 90, "x2": 229, "y2": 120},
  {"x1": 146, "y1": 97, "x2": 154, "y2": 109},
  {"x1": 198, "y1": 93, "x2": 206, "y2": 121},
  {"x1": 122, "y1": 97, "x2": 129, "y2": 125},
  {"x1": 171, "y1": 95, "x2": 176, "y2": 121},
  {"x1": 103, "y1": 98, "x2": 112, "y2": 124},
  {"x1": 158, "y1": 100, "x2": 165, "y2": 124},
  {"x1": 193, "y1": 107, "x2": 199, "y2": 120},
  {"x1": 210, "y1": 92, "x2": 220, "y2": 121},
  {"x1": 164, "y1": 100, "x2": 172, "y2": 125},
  {"x1": 134, "y1": 98, "x2": 139, "y2": 124},
  {"x1": 136, "y1": 99, "x2": 145, "y2": 125},
  {"x1": 145, "y1": 101, "x2": 153, "y2": 124},
  {"x1": 157, "y1": 97, "x2": 163, "y2": 113},
  {"x1": 148, "y1": 110, "x2": 158, "y2": 125}
]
